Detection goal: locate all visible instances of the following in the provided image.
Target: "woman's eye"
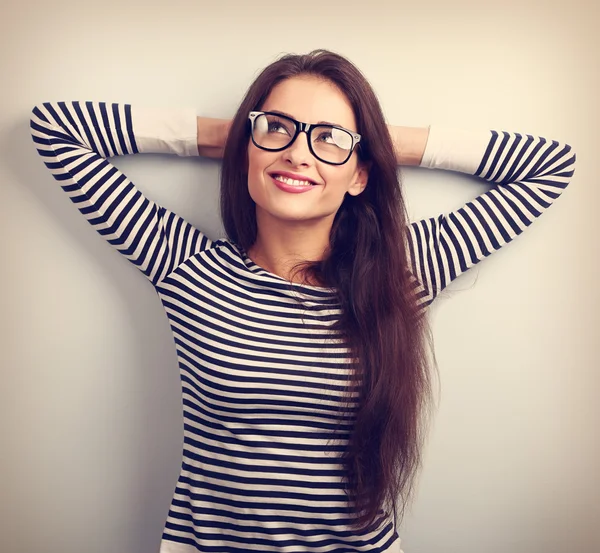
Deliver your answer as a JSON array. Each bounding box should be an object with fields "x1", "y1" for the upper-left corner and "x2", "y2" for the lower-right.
[
  {"x1": 268, "y1": 122, "x2": 290, "y2": 135},
  {"x1": 316, "y1": 130, "x2": 334, "y2": 143}
]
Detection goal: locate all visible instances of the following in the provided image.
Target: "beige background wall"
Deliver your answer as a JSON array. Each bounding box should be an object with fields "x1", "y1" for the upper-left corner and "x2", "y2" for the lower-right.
[{"x1": 1, "y1": 1, "x2": 598, "y2": 552}]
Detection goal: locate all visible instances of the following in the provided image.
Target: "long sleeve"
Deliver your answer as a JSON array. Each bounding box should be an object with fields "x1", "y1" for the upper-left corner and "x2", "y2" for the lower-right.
[
  {"x1": 30, "y1": 101, "x2": 213, "y2": 286},
  {"x1": 407, "y1": 126, "x2": 576, "y2": 308}
]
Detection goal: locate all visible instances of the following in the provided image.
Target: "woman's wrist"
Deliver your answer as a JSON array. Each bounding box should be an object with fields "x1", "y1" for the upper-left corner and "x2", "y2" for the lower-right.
[
  {"x1": 197, "y1": 116, "x2": 232, "y2": 157},
  {"x1": 388, "y1": 125, "x2": 430, "y2": 166}
]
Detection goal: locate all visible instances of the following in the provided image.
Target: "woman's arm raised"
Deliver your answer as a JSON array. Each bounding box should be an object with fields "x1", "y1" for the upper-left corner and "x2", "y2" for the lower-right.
[
  {"x1": 391, "y1": 124, "x2": 576, "y2": 308},
  {"x1": 187, "y1": 118, "x2": 576, "y2": 312},
  {"x1": 30, "y1": 101, "x2": 214, "y2": 286}
]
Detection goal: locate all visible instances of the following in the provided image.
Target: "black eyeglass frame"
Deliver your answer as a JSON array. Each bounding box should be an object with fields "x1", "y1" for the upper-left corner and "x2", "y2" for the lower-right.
[{"x1": 248, "y1": 111, "x2": 362, "y2": 166}]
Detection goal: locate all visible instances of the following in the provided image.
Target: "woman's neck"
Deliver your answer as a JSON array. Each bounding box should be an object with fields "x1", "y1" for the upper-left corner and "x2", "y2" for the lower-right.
[{"x1": 247, "y1": 210, "x2": 333, "y2": 285}]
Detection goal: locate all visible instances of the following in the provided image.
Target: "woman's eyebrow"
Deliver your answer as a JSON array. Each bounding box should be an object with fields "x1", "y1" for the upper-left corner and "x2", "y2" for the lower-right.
[{"x1": 268, "y1": 109, "x2": 343, "y2": 128}]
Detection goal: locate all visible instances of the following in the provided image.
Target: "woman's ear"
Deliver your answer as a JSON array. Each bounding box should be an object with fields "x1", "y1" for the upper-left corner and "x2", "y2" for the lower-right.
[{"x1": 347, "y1": 161, "x2": 371, "y2": 196}]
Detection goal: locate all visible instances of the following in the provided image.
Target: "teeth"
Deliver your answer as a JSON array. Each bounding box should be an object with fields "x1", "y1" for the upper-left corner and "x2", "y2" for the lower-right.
[{"x1": 274, "y1": 175, "x2": 313, "y2": 187}]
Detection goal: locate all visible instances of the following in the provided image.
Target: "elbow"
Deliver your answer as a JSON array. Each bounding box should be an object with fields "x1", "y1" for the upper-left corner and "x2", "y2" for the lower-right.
[
  {"x1": 563, "y1": 141, "x2": 577, "y2": 183},
  {"x1": 30, "y1": 104, "x2": 44, "y2": 144},
  {"x1": 30, "y1": 103, "x2": 49, "y2": 135},
  {"x1": 551, "y1": 140, "x2": 577, "y2": 191}
]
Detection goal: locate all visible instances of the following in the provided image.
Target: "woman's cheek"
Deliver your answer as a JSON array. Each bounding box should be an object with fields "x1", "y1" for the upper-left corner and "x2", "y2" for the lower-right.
[
  {"x1": 246, "y1": 152, "x2": 271, "y2": 204},
  {"x1": 247, "y1": 175, "x2": 262, "y2": 206},
  {"x1": 247, "y1": 168, "x2": 272, "y2": 211}
]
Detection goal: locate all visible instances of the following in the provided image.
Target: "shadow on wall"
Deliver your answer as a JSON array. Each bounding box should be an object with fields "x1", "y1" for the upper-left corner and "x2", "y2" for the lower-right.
[{"x1": 1, "y1": 112, "x2": 186, "y2": 553}]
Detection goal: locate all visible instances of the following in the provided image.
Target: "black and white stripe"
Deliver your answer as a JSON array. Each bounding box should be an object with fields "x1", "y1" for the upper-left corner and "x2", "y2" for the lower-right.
[
  {"x1": 408, "y1": 128, "x2": 575, "y2": 305},
  {"x1": 30, "y1": 101, "x2": 212, "y2": 285},
  {"x1": 30, "y1": 102, "x2": 575, "y2": 552}
]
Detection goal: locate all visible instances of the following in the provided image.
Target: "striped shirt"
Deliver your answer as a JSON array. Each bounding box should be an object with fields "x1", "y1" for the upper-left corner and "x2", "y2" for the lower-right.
[{"x1": 30, "y1": 101, "x2": 575, "y2": 553}]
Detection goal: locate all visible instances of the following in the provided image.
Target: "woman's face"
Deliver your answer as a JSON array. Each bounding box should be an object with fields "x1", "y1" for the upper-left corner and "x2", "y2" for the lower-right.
[{"x1": 247, "y1": 75, "x2": 368, "y2": 225}]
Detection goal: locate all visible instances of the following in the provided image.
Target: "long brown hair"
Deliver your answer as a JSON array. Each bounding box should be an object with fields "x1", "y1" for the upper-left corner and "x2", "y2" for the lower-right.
[{"x1": 220, "y1": 49, "x2": 433, "y2": 531}]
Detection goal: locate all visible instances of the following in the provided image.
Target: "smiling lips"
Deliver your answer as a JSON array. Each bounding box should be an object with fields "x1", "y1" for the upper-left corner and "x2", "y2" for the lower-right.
[{"x1": 270, "y1": 173, "x2": 319, "y2": 194}]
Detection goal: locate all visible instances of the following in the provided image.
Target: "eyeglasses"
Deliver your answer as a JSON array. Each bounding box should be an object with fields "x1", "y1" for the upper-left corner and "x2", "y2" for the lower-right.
[{"x1": 248, "y1": 111, "x2": 362, "y2": 166}]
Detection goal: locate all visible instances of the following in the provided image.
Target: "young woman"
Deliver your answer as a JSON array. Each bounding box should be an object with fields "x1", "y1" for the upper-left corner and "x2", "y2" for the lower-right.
[{"x1": 30, "y1": 49, "x2": 575, "y2": 553}]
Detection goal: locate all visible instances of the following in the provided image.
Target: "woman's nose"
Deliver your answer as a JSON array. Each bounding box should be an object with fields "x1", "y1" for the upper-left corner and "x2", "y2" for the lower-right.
[{"x1": 283, "y1": 131, "x2": 312, "y2": 166}]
